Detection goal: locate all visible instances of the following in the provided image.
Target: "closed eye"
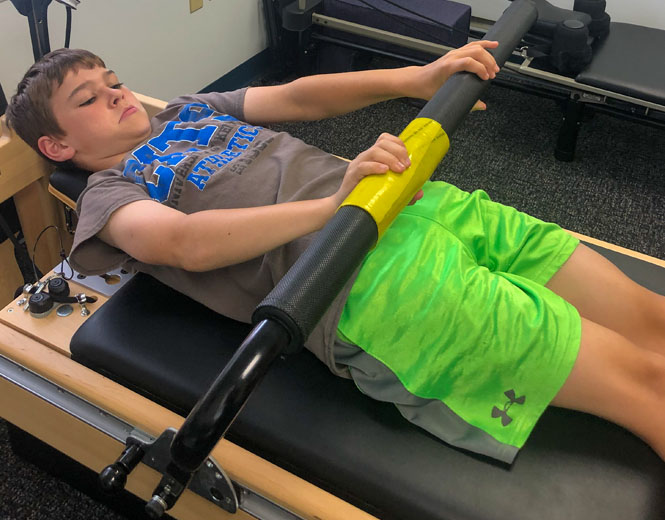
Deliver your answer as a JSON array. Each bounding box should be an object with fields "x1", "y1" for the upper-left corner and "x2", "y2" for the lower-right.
[{"x1": 78, "y1": 83, "x2": 123, "y2": 107}]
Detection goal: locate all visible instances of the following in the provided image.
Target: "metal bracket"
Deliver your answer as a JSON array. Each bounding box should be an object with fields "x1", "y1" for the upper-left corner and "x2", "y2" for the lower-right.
[
  {"x1": 128, "y1": 428, "x2": 238, "y2": 514},
  {"x1": 0, "y1": 354, "x2": 304, "y2": 519},
  {"x1": 579, "y1": 91, "x2": 606, "y2": 106},
  {"x1": 282, "y1": 0, "x2": 323, "y2": 31}
]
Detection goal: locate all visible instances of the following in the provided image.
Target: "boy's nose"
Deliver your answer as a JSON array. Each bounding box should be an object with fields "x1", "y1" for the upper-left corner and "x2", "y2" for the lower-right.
[{"x1": 109, "y1": 88, "x2": 123, "y2": 105}]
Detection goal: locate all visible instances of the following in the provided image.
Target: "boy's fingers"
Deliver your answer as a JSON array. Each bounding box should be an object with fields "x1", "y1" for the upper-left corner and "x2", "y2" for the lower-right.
[
  {"x1": 366, "y1": 143, "x2": 410, "y2": 172},
  {"x1": 464, "y1": 52, "x2": 499, "y2": 80},
  {"x1": 475, "y1": 40, "x2": 499, "y2": 49},
  {"x1": 450, "y1": 41, "x2": 499, "y2": 79},
  {"x1": 375, "y1": 134, "x2": 410, "y2": 164},
  {"x1": 450, "y1": 57, "x2": 490, "y2": 80},
  {"x1": 375, "y1": 136, "x2": 408, "y2": 155},
  {"x1": 353, "y1": 161, "x2": 390, "y2": 178},
  {"x1": 464, "y1": 40, "x2": 499, "y2": 54},
  {"x1": 473, "y1": 47, "x2": 500, "y2": 75},
  {"x1": 376, "y1": 132, "x2": 406, "y2": 148}
]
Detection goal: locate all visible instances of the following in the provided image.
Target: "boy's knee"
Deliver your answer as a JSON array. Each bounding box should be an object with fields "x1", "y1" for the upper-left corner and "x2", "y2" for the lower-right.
[
  {"x1": 582, "y1": 318, "x2": 665, "y2": 401},
  {"x1": 637, "y1": 292, "x2": 665, "y2": 346},
  {"x1": 631, "y1": 350, "x2": 665, "y2": 400}
]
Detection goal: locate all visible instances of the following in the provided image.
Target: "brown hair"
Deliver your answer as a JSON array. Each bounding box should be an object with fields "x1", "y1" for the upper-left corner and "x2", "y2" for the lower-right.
[{"x1": 5, "y1": 48, "x2": 106, "y2": 161}]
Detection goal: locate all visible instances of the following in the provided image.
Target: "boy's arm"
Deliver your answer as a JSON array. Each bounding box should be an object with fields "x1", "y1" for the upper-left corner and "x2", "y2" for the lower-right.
[
  {"x1": 98, "y1": 197, "x2": 338, "y2": 272},
  {"x1": 98, "y1": 134, "x2": 410, "y2": 272},
  {"x1": 243, "y1": 40, "x2": 499, "y2": 124}
]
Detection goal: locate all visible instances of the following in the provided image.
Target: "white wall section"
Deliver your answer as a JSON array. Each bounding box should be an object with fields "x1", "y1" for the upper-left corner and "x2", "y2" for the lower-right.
[{"x1": 1, "y1": 1, "x2": 266, "y2": 101}]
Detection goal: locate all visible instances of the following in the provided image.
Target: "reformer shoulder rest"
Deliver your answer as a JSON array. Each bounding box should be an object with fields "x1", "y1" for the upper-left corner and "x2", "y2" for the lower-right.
[{"x1": 70, "y1": 241, "x2": 665, "y2": 520}]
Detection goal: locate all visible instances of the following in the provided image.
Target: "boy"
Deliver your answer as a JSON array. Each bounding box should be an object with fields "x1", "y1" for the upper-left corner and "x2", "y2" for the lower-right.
[{"x1": 6, "y1": 46, "x2": 665, "y2": 464}]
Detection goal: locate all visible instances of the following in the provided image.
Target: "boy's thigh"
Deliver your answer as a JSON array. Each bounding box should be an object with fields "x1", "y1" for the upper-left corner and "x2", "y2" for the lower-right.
[
  {"x1": 339, "y1": 217, "x2": 582, "y2": 451},
  {"x1": 546, "y1": 243, "x2": 665, "y2": 351},
  {"x1": 405, "y1": 182, "x2": 579, "y2": 284},
  {"x1": 551, "y1": 317, "x2": 665, "y2": 458}
]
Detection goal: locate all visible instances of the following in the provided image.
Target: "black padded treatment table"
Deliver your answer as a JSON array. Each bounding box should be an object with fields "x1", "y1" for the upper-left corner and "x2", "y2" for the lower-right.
[{"x1": 68, "y1": 253, "x2": 665, "y2": 520}]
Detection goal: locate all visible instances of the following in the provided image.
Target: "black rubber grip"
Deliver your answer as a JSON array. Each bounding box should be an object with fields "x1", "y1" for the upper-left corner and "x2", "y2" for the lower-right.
[
  {"x1": 253, "y1": 205, "x2": 377, "y2": 352},
  {"x1": 419, "y1": 0, "x2": 538, "y2": 134}
]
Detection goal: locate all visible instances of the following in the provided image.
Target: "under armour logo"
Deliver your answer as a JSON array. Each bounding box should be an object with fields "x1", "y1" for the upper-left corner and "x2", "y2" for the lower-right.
[{"x1": 491, "y1": 389, "x2": 526, "y2": 427}]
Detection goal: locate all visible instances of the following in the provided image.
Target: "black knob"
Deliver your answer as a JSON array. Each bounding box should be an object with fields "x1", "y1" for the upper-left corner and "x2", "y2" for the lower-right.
[
  {"x1": 28, "y1": 293, "x2": 53, "y2": 317},
  {"x1": 98, "y1": 443, "x2": 144, "y2": 494},
  {"x1": 562, "y1": 18, "x2": 585, "y2": 30},
  {"x1": 48, "y1": 277, "x2": 70, "y2": 297},
  {"x1": 99, "y1": 463, "x2": 128, "y2": 494}
]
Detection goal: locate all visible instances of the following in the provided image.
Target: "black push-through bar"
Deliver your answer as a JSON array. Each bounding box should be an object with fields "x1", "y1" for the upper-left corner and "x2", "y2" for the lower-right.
[
  {"x1": 106, "y1": 1, "x2": 539, "y2": 516},
  {"x1": 255, "y1": 0, "x2": 538, "y2": 344}
]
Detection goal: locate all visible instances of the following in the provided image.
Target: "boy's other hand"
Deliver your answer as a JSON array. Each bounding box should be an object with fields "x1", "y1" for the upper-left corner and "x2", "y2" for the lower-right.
[
  {"x1": 412, "y1": 40, "x2": 500, "y2": 106},
  {"x1": 331, "y1": 133, "x2": 422, "y2": 208}
]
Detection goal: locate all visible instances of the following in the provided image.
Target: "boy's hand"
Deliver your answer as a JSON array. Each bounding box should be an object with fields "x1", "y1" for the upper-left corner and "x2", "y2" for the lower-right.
[
  {"x1": 413, "y1": 40, "x2": 500, "y2": 109},
  {"x1": 331, "y1": 133, "x2": 423, "y2": 208}
]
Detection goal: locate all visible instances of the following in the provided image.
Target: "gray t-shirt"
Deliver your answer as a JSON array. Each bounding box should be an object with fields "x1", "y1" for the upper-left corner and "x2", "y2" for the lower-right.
[{"x1": 70, "y1": 88, "x2": 353, "y2": 376}]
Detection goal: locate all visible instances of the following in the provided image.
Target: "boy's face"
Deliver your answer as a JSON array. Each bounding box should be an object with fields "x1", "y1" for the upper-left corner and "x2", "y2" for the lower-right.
[{"x1": 43, "y1": 66, "x2": 152, "y2": 171}]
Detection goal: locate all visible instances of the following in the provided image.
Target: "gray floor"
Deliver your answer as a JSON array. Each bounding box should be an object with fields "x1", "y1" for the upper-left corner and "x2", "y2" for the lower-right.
[{"x1": 1, "y1": 81, "x2": 664, "y2": 519}]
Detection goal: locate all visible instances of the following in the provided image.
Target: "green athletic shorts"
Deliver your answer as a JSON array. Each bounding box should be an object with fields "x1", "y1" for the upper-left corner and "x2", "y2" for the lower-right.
[{"x1": 336, "y1": 181, "x2": 581, "y2": 463}]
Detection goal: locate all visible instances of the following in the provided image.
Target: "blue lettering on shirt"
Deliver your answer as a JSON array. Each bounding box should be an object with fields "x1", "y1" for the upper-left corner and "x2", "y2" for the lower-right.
[
  {"x1": 179, "y1": 103, "x2": 214, "y2": 122},
  {"x1": 133, "y1": 144, "x2": 191, "y2": 167},
  {"x1": 146, "y1": 165, "x2": 176, "y2": 203},
  {"x1": 237, "y1": 126, "x2": 259, "y2": 137},
  {"x1": 150, "y1": 121, "x2": 217, "y2": 152},
  {"x1": 186, "y1": 125, "x2": 261, "y2": 190},
  {"x1": 122, "y1": 103, "x2": 261, "y2": 198},
  {"x1": 123, "y1": 159, "x2": 147, "y2": 185},
  {"x1": 187, "y1": 173, "x2": 210, "y2": 190},
  {"x1": 214, "y1": 114, "x2": 238, "y2": 122},
  {"x1": 228, "y1": 135, "x2": 249, "y2": 151}
]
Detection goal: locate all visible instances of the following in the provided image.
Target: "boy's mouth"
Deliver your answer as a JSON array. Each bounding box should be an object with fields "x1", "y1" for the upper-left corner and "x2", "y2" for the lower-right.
[{"x1": 120, "y1": 106, "x2": 137, "y2": 122}]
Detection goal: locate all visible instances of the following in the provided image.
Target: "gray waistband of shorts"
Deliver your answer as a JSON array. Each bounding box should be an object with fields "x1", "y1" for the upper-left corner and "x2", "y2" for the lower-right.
[{"x1": 333, "y1": 338, "x2": 519, "y2": 464}]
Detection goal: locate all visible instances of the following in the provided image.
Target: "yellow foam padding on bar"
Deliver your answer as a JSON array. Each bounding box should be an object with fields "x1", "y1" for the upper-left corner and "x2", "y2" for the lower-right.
[{"x1": 341, "y1": 118, "x2": 450, "y2": 238}]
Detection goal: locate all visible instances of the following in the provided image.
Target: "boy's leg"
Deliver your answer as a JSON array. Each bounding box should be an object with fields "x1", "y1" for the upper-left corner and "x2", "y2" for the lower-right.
[
  {"x1": 546, "y1": 243, "x2": 665, "y2": 355},
  {"x1": 552, "y1": 316, "x2": 665, "y2": 460}
]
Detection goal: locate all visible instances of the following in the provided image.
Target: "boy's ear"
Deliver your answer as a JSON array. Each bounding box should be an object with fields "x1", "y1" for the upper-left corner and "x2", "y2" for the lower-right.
[{"x1": 37, "y1": 135, "x2": 76, "y2": 162}]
